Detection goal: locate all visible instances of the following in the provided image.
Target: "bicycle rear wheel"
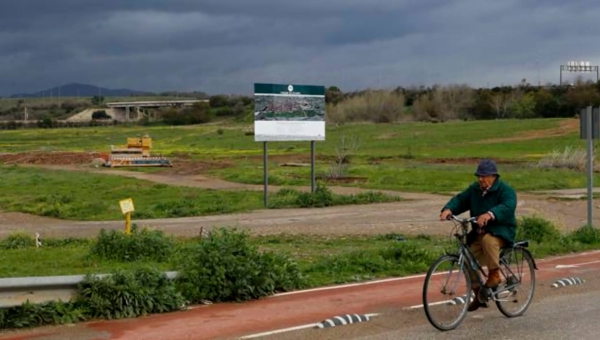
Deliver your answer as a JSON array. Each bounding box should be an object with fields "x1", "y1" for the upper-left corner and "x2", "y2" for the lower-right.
[
  {"x1": 495, "y1": 247, "x2": 536, "y2": 317},
  {"x1": 423, "y1": 255, "x2": 472, "y2": 331}
]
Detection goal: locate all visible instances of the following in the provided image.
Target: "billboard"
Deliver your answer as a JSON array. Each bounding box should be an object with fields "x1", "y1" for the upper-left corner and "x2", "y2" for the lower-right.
[{"x1": 254, "y1": 83, "x2": 325, "y2": 141}]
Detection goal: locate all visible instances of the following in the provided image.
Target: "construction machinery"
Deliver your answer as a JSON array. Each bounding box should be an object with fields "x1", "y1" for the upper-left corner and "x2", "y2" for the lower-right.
[{"x1": 103, "y1": 135, "x2": 172, "y2": 167}]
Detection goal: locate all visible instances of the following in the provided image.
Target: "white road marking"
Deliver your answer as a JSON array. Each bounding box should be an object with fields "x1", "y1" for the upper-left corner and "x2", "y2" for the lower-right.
[
  {"x1": 238, "y1": 323, "x2": 320, "y2": 339},
  {"x1": 272, "y1": 273, "x2": 438, "y2": 297},
  {"x1": 239, "y1": 314, "x2": 380, "y2": 339}
]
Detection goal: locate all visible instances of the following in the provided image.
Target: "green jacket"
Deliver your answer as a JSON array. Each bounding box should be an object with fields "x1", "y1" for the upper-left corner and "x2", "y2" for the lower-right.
[{"x1": 442, "y1": 178, "x2": 518, "y2": 245}]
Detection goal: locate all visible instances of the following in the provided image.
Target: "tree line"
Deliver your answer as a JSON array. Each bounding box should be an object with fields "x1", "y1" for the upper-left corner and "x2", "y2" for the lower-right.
[{"x1": 326, "y1": 78, "x2": 600, "y2": 121}]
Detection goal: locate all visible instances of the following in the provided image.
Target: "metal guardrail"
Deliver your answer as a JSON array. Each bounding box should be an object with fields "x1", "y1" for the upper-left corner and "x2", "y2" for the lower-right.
[{"x1": 0, "y1": 271, "x2": 179, "y2": 308}]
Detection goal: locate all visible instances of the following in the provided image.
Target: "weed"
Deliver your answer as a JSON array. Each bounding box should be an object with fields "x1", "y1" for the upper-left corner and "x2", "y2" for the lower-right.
[
  {"x1": 89, "y1": 228, "x2": 176, "y2": 262},
  {"x1": 176, "y1": 228, "x2": 305, "y2": 303},
  {"x1": 569, "y1": 225, "x2": 600, "y2": 244},
  {"x1": 0, "y1": 232, "x2": 35, "y2": 249},
  {"x1": 517, "y1": 216, "x2": 561, "y2": 243},
  {"x1": 536, "y1": 146, "x2": 589, "y2": 171},
  {"x1": 77, "y1": 266, "x2": 184, "y2": 320}
]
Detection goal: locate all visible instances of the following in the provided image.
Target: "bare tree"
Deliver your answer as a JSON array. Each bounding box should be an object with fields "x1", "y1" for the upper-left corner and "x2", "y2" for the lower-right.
[
  {"x1": 490, "y1": 94, "x2": 507, "y2": 119},
  {"x1": 328, "y1": 135, "x2": 360, "y2": 179},
  {"x1": 434, "y1": 84, "x2": 474, "y2": 120}
]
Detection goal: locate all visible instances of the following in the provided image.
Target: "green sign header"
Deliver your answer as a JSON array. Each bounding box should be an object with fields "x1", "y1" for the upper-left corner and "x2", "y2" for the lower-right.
[{"x1": 254, "y1": 83, "x2": 325, "y2": 96}]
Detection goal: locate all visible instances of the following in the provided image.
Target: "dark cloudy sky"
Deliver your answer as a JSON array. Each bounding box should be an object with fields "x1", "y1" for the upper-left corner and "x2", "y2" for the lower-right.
[{"x1": 1, "y1": 0, "x2": 599, "y2": 96}]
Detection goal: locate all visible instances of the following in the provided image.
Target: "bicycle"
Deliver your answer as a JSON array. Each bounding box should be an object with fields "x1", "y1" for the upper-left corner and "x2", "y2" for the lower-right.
[{"x1": 422, "y1": 215, "x2": 538, "y2": 331}]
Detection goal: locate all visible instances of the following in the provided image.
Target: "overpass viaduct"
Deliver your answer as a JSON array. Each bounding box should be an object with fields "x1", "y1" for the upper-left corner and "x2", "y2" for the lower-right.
[{"x1": 105, "y1": 99, "x2": 209, "y2": 121}]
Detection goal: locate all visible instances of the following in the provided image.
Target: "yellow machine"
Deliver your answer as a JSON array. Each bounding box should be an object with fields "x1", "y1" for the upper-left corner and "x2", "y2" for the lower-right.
[{"x1": 104, "y1": 135, "x2": 172, "y2": 167}]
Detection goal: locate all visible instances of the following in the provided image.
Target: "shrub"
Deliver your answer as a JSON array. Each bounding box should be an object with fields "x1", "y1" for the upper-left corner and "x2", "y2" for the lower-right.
[
  {"x1": 161, "y1": 102, "x2": 211, "y2": 125},
  {"x1": 516, "y1": 216, "x2": 561, "y2": 243},
  {"x1": 536, "y1": 146, "x2": 588, "y2": 171},
  {"x1": 77, "y1": 266, "x2": 184, "y2": 320},
  {"x1": 0, "y1": 232, "x2": 91, "y2": 250},
  {"x1": 269, "y1": 185, "x2": 401, "y2": 209},
  {"x1": 91, "y1": 110, "x2": 111, "y2": 120},
  {"x1": 294, "y1": 185, "x2": 335, "y2": 208},
  {"x1": 569, "y1": 225, "x2": 600, "y2": 244},
  {"x1": 176, "y1": 228, "x2": 305, "y2": 303},
  {"x1": 327, "y1": 90, "x2": 405, "y2": 124},
  {"x1": 0, "y1": 301, "x2": 86, "y2": 329},
  {"x1": 0, "y1": 232, "x2": 36, "y2": 249},
  {"x1": 89, "y1": 227, "x2": 176, "y2": 262}
]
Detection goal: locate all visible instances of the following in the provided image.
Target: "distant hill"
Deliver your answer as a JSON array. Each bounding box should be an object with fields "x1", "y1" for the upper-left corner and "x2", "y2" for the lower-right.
[{"x1": 10, "y1": 83, "x2": 155, "y2": 98}]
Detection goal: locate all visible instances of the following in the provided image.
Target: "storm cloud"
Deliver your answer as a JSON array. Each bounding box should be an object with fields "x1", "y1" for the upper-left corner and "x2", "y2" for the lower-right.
[{"x1": 1, "y1": 0, "x2": 600, "y2": 96}]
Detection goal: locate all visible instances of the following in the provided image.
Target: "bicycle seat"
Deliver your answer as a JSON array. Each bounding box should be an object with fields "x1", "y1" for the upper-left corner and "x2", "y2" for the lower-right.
[
  {"x1": 513, "y1": 240, "x2": 530, "y2": 248},
  {"x1": 501, "y1": 240, "x2": 529, "y2": 250}
]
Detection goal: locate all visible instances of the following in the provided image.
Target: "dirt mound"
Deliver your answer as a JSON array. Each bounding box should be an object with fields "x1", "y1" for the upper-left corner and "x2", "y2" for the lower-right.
[
  {"x1": 424, "y1": 157, "x2": 523, "y2": 165},
  {"x1": 0, "y1": 152, "x2": 107, "y2": 165},
  {"x1": 167, "y1": 157, "x2": 234, "y2": 175}
]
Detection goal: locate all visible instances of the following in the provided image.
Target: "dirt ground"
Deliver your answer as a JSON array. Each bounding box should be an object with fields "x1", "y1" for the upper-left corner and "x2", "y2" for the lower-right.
[
  {"x1": 477, "y1": 118, "x2": 579, "y2": 144},
  {"x1": 0, "y1": 150, "x2": 597, "y2": 239}
]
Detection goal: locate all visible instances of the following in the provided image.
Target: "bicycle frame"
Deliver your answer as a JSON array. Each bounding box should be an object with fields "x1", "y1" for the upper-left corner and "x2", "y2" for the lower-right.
[
  {"x1": 447, "y1": 216, "x2": 525, "y2": 300},
  {"x1": 452, "y1": 216, "x2": 520, "y2": 300}
]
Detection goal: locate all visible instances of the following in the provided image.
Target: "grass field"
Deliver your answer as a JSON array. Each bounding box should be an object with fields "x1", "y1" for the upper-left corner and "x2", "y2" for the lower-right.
[
  {"x1": 0, "y1": 117, "x2": 595, "y2": 219},
  {"x1": 0, "y1": 117, "x2": 578, "y2": 157},
  {"x1": 0, "y1": 166, "x2": 400, "y2": 220},
  {"x1": 3, "y1": 227, "x2": 599, "y2": 287}
]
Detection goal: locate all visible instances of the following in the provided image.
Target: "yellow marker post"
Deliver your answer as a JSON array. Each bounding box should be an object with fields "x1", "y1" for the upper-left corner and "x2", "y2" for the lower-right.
[{"x1": 119, "y1": 198, "x2": 135, "y2": 235}]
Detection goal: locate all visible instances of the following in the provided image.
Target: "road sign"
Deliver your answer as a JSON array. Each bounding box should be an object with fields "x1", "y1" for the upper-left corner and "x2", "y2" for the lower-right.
[
  {"x1": 119, "y1": 198, "x2": 135, "y2": 214},
  {"x1": 580, "y1": 107, "x2": 600, "y2": 140}
]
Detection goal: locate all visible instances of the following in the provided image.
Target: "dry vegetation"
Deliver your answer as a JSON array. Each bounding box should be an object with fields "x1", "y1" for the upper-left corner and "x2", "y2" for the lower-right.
[
  {"x1": 326, "y1": 90, "x2": 406, "y2": 124},
  {"x1": 536, "y1": 146, "x2": 591, "y2": 171},
  {"x1": 412, "y1": 84, "x2": 475, "y2": 122}
]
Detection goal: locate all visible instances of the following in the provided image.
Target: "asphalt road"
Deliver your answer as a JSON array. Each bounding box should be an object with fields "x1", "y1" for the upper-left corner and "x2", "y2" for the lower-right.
[{"x1": 267, "y1": 265, "x2": 600, "y2": 340}]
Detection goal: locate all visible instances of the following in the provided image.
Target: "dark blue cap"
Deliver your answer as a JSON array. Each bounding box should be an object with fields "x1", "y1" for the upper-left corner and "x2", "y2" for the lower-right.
[{"x1": 474, "y1": 159, "x2": 499, "y2": 177}]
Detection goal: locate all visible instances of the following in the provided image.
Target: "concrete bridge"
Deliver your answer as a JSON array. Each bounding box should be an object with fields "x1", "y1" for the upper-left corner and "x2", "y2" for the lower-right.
[{"x1": 105, "y1": 99, "x2": 209, "y2": 121}]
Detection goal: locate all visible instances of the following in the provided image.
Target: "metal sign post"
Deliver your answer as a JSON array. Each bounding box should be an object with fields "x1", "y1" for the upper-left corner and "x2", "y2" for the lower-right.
[
  {"x1": 263, "y1": 142, "x2": 269, "y2": 206},
  {"x1": 580, "y1": 106, "x2": 599, "y2": 227},
  {"x1": 586, "y1": 106, "x2": 593, "y2": 228},
  {"x1": 311, "y1": 141, "x2": 316, "y2": 192}
]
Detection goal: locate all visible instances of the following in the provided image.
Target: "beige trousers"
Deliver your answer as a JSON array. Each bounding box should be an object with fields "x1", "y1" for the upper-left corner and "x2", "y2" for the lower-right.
[{"x1": 467, "y1": 233, "x2": 505, "y2": 288}]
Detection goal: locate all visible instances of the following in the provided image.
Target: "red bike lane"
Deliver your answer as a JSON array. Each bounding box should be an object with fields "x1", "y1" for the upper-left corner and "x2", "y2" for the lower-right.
[{"x1": 1, "y1": 250, "x2": 599, "y2": 340}]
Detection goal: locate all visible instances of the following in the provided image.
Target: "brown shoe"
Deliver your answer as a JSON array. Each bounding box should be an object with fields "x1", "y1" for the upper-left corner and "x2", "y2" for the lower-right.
[
  {"x1": 485, "y1": 268, "x2": 502, "y2": 289},
  {"x1": 467, "y1": 286, "x2": 487, "y2": 312}
]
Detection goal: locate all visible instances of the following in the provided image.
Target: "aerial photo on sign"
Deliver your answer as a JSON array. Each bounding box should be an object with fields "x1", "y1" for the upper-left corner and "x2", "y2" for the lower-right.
[
  {"x1": 254, "y1": 95, "x2": 325, "y2": 121},
  {"x1": 254, "y1": 83, "x2": 326, "y2": 142}
]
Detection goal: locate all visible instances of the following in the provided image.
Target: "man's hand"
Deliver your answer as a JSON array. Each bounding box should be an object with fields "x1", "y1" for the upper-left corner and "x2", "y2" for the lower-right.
[
  {"x1": 477, "y1": 212, "x2": 493, "y2": 227},
  {"x1": 440, "y1": 209, "x2": 452, "y2": 221}
]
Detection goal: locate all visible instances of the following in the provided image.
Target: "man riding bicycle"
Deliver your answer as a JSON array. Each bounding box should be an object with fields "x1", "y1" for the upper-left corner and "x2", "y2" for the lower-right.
[{"x1": 439, "y1": 159, "x2": 517, "y2": 311}]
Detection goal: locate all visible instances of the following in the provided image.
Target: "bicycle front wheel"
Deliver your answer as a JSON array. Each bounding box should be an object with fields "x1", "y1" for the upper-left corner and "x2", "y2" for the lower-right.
[{"x1": 422, "y1": 254, "x2": 472, "y2": 331}]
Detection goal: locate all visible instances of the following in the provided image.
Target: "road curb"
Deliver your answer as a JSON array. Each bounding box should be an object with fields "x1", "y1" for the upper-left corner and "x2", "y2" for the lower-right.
[
  {"x1": 551, "y1": 277, "x2": 586, "y2": 288},
  {"x1": 315, "y1": 314, "x2": 377, "y2": 329}
]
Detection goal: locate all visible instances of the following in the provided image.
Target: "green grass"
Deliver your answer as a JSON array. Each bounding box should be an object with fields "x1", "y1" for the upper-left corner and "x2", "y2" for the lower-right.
[
  {"x1": 2, "y1": 228, "x2": 600, "y2": 288},
  {"x1": 0, "y1": 117, "x2": 594, "y2": 218},
  {"x1": 0, "y1": 247, "x2": 173, "y2": 278},
  {"x1": 0, "y1": 118, "x2": 577, "y2": 158},
  {"x1": 0, "y1": 118, "x2": 593, "y2": 223},
  {"x1": 211, "y1": 160, "x2": 599, "y2": 193},
  {"x1": 0, "y1": 165, "x2": 264, "y2": 220},
  {"x1": 0, "y1": 233, "x2": 446, "y2": 282},
  {"x1": 0, "y1": 166, "x2": 400, "y2": 221}
]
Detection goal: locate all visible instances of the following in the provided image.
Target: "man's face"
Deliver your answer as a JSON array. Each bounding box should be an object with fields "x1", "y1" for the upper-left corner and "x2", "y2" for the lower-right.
[{"x1": 477, "y1": 175, "x2": 496, "y2": 190}]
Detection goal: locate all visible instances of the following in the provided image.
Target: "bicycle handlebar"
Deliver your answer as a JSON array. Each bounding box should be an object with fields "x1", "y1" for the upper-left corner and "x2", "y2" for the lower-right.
[{"x1": 446, "y1": 215, "x2": 477, "y2": 224}]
